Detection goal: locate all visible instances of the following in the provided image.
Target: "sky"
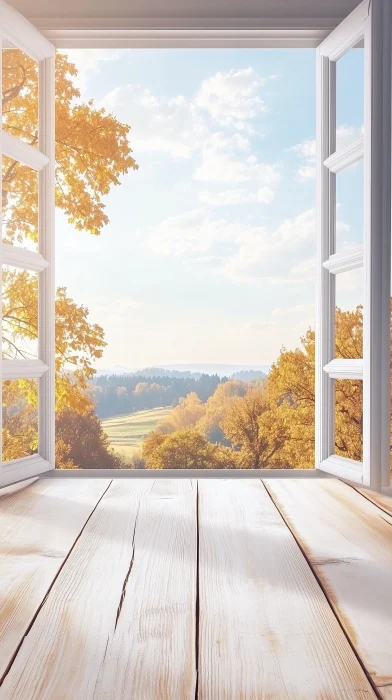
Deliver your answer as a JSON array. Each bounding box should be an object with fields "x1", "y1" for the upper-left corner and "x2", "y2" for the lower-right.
[{"x1": 55, "y1": 47, "x2": 364, "y2": 371}]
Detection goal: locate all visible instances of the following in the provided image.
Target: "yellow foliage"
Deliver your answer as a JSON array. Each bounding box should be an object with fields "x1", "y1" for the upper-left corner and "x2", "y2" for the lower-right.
[
  {"x1": 264, "y1": 306, "x2": 364, "y2": 468},
  {"x1": 2, "y1": 379, "x2": 38, "y2": 462},
  {"x1": 2, "y1": 49, "x2": 138, "y2": 464},
  {"x1": 2, "y1": 50, "x2": 138, "y2": 243},
  {"x1": 142, "y1": 429, "x2": 234, "y2": 470},
  {"x1": 222, "y1": 386, "x2": 290, "y2": 469},
  {"x1": 159, "y1": 392, "x2": 205, "y2": 433},
  {"x1": 196, "y1": 379, "x2": 246, "y2": 443}
]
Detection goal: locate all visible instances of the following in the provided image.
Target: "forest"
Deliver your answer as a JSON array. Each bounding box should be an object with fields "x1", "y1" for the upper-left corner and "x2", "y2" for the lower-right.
[
  {"x1": 1, "y1": 48, "x2": 373, "y2": 471},
  {"x1": 92, "y1": 372, "x2": 223, "y2": 418}
]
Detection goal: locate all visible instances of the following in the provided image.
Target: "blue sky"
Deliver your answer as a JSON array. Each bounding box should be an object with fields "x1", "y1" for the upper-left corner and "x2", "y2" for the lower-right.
[{"x1": 56, "y1": 48, "x2": 364, "y2": 370}]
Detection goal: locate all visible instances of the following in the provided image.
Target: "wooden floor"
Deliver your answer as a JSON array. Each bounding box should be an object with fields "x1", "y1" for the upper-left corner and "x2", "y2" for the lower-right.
[{"x1": 0, "y1": 478, "x2": 392, "y2": 699}]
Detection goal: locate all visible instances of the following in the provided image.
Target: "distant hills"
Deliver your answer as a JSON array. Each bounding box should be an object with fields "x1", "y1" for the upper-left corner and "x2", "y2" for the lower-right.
[{"x1": 95, "y1": 363, "x2": 270, "y2": 379}]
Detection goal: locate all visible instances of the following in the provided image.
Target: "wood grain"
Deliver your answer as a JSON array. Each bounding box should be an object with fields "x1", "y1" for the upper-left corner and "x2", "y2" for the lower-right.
[
  {"x1": 354, "y1": 485, "x2": 392, "y2": 518},
  {"x1": 0, "y1": 479, "x2": 197, "y2": 700},
  {"x1": 265, "y1": 478, "x2": 392, "y2": 699},
  {"x1": 93, "y1": 479, "x2": 197, "y2": 700},
  {"x1": 0, "y1": 480, "x2": 147, "y2": 700},
  {"x1": 198, "y1": 479, "x2": 376, "y2": 700},
  {"x1": 0, "y1": 478, "x2": 109, "y2": 681}
]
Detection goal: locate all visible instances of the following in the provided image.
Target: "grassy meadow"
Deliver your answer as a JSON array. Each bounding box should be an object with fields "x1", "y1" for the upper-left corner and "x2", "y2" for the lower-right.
[{"x1": 102, "y1": 406, "x2": 172, "y2": 461}]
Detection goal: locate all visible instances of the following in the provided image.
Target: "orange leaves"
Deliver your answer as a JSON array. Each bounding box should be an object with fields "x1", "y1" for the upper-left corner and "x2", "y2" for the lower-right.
[
  {"x1": 2, "y1": 49, "x2": 138, "y2": 244},
  {"x1": 1, "y1": 49, "x2": 140, "y2": 464},
  {"x1": 142, "y1": 429, "x2": 232, "y2": 470}
]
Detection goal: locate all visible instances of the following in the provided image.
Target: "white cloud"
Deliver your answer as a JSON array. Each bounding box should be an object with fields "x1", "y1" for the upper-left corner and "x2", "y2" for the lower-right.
[
  {"x1": 98, "y1": 66, "x2": 270, "y2": 164},
  {"x1": 100, "y1": 85, "x2": 208, "y2": 159},
  {"x1": 61, "y1": 49, "x2": 121, "y2": 96},
  {"x1": 221, "y1": 208, "x2": 317, "y2": 282},
  {"x1": 195, "y1": 132, "x2": 280, "y2": 187},
  {"x1": 148, "y1": 208, "x2": 241, "y2": 256},
  {"x1": 290, "y1": 139, "x2": 316, "y2": 160},
  {"x1": 290, "y1": 125, "x2": 364, "y2": 181},
  {"x1": 148, "y1": 206, "x2": 318, "y2": 286},
  {"x1": 195, "y1": 68, "x2": 267, "y2": 130},
  {"x1": 198, "y1": 186, "x2": 275, "y2": 206}
]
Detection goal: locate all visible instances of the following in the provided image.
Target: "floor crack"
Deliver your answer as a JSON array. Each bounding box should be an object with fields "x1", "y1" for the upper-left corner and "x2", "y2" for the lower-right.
[{"x1": 115, "y1": 499, "x2": 141, "y2": 630}]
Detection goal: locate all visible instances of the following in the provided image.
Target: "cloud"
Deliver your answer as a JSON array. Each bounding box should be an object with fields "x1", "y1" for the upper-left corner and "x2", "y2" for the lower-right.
[
  {"x1": 221, "y1": 208, "x2": 317, "y2": 282},
  {"x1": 148, "y1": 206, "x2": 318, "y2": 287},
  {"x1": 290, "y1": 125, "x2": 364, "y2": 181},
  {"x1": 61, "y1": 49, "x2": 121, "y2": 96},
  {"x1": 100, "y1": 85, "x2": 208, "y2": 159},
  {"x1": 195, "y1": 132, "x2": 280, "y2": 186},
  {"x1": 148, "y1": 208, "x2": 242, "y2": 256},
  {"x1": 98, "y1": 67, "x2": 271, "y2": 163},
  {"x1": 195, "y1": 67, "x2": 267, "y2": 130},
  {"x1": 198, "y1": 186, "x2": 275, "y2": 206}
]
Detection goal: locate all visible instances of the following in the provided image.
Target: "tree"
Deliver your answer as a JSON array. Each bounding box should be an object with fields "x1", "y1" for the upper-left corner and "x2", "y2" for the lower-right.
[
  {"x1": 55, "y1": 409, "x2": 122, "y2": 469},
  {"x1": 2, "y1": 49, "x2": 138, "y2": 464},
  {"x1": 2, "y1": 379, "x2": 38, "y2": 462},
  {"x1": 264, "y1": 305, "x2": 365, "y2": 469},
  {"x1": 222, "y1": 387, "x2": 290, "y2": 469},
  {"x1": 159, "y1": 392, "x2": 205, "y2": 433},
  {"x1": 196, "y1": 379, "x2": 246, "y2": 444},
  {"x1": 142, "y1": 429, "x2": 235, "y2": 470}
]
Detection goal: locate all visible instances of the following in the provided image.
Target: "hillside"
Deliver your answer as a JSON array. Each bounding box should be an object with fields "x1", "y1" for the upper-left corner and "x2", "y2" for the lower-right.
[{"x1": 102, "y1": 407, "x2": 172, "y2": 460}]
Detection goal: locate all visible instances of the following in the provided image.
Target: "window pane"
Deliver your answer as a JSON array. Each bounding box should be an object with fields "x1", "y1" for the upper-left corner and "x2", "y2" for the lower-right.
[
  {"x1": 2, "y1": 266, "x2": 39, "y2": 359},
  {"x1": 2, "y1": 45, "x2": 38, "y2": 147},
  {"x1": 335, "y1": 267, "x2": 363, "y2": 359},
  {"x1": 336, "y1": 160, "x2": 364, "y2": 253},
  {"x1": 334, "y1": 379, "x2": 362, "y2": 461},
  {"x1": 2, "y1": 156, "x2": 38, "y2": 249},
  {"x1": 2, "y1": 378, "x2": 38, "y2": 462},
  {"x1": 336, "y1": 42, "x2": 364, "y2": 150}
]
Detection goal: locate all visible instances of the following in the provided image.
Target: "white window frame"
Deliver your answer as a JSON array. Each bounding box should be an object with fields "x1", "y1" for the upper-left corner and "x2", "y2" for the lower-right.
[
  {"x1": 316, "y1": 0, "x2": 391, "y2": 491},
  {"x1": 0, "y1": 0, "x2": 55, "y2": 487},
  {"x1": 0, "y1": 1, "x2": 390, "y2": 491}
]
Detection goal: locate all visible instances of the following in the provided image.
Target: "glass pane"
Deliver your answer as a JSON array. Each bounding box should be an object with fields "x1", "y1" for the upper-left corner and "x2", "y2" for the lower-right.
[
  {"x1": 336, "y1": 41, "x2": 364, "y2": 150},
  {"x1": 2, "y1": 156, "x2": 38, "y2": 249},
  {"x1": 2, "y1": 378, "x2": 38, "y2": 462},
  {"x1": 335, "y1": 267, "x2": 363, "y2": 359},
  {"x1": 2, "y1": 266, "x2": 39, "y2": 359},
  {"x1": 336, "y1": 160, "x2": 364, "y2": 253},
  {"x1": 2, "y1": 44, "x2": 38, "y2": 146},
  {"x1": 334, "y1": 378, "x2": 363, "y2": 461}
]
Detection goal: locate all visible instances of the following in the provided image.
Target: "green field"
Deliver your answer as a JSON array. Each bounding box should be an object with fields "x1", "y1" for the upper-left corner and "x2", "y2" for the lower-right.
[{"x1": 102, "y1": 407, "x2": 172, "y2": 461}]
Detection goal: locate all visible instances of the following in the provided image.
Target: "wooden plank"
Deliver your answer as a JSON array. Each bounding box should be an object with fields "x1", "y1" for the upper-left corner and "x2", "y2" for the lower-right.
[
  {"x1": 265, "y1": 478, "x2": 392, "y2": 699},
  {"x1": 0, "y1": 479, "x2": 197, "y2": 700},
  {"x1": 0, "y1": 478, "x2": 109, "y2": 681},
  {"x1": 354, "y1": 485, "x2": 392, "y2": 518},
  {"x1": 93, "y1": 479, "x2": 197, "y2": 700},
  {"x1": 198, "y1": 479, "x2": 376, "y2": 700}
]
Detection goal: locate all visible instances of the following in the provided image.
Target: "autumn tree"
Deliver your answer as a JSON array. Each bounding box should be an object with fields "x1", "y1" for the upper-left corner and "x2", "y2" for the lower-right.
[
  {"x1": 264, "y1": 305, "x2": 365, "y2": 468},
  {"x1": 2, "y1": 49, "x2": 138, "y2": 465},
  {"x1": 55, "y1": 409, "x2": 122, "y2": 469},
  {"x1": 159, "y1": 392, "x2": 205, "y2": 433},
  {"x1": 196, "y1": 379, "x2": 246, "y2": 444},
  {"x1": 2, "y1": 379, "x2": 38, "y2": 462},
  {"x1": 222, "y1": 386, "x2": 290, "y2": 469},
  {"x1": 142, "y1": 428, "x2": 236, "y2": 470}
]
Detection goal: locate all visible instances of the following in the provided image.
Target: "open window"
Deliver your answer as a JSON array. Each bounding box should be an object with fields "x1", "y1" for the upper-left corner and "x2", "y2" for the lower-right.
[
  {"x1": 0, "y1": 1, "x2": 55, "y2": 486},
  {"x1": 316, "y1": 0, "x2": 391, "y2": 489},
  {"x1": 0, "y1": 0, "x2": 390, "y2": 490}
]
